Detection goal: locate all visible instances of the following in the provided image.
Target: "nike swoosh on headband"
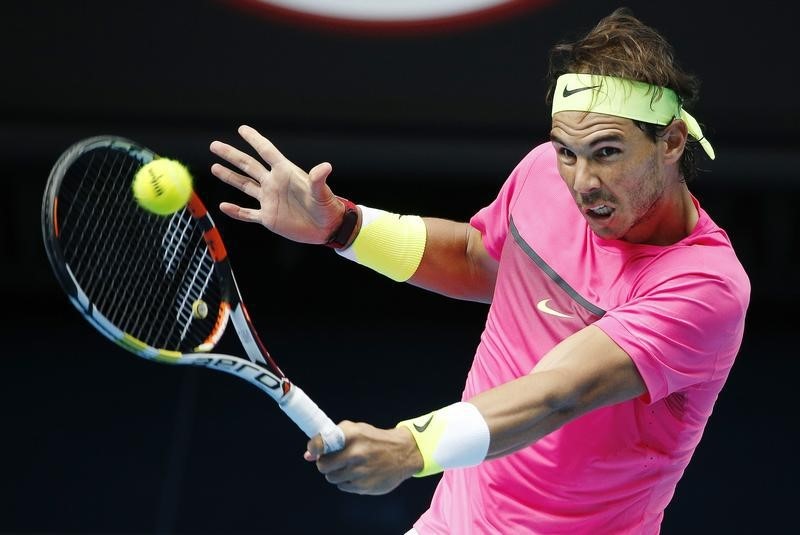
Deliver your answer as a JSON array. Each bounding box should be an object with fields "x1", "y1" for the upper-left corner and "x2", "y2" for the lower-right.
[{"x1": 562, "y1": 84, "x2": 601, "y2": 98}]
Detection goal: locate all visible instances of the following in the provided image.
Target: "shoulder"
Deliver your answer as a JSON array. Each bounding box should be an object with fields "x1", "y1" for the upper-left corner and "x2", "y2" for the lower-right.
[
  {"x1": 635, "y1": 232, "x2": 751, "y2": 320},
  {"x1": 503, "y1": 142, "x2": 564, "y2": 206},
  {"x1": 515, "y1": 141, "x2": 557, "y2": 174}
]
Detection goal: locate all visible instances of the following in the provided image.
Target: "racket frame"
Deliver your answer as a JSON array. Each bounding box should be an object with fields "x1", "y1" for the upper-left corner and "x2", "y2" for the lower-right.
[{"x1": 41, "y1": 135, "x2": 344, "y2": 450}]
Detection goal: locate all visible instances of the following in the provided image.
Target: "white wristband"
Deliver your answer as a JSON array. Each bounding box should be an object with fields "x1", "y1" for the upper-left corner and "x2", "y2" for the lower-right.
[{"x1": 397, "y1": 401, "x2": 490, "y2": 477}]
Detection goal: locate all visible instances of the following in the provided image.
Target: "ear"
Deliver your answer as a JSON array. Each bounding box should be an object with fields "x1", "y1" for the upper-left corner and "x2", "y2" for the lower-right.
[{"x1": 661, "y1": 119, "x2": 688, "y2": 165}]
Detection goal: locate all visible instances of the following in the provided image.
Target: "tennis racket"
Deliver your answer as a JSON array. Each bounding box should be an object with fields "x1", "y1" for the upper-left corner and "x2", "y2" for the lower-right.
[{"x1": 41, "y1": 135, "x2": 345, "y2": 453}]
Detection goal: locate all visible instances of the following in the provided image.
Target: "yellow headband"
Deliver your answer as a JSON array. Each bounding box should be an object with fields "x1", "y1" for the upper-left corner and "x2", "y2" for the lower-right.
[{"x1": 552, "y1": 73, "x2": 715, "y2": 160}]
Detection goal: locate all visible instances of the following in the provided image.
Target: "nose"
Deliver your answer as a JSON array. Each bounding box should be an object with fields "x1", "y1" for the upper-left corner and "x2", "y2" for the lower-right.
[{"x1": 571, "y1": 158, "x2": 601, "y2": 195}]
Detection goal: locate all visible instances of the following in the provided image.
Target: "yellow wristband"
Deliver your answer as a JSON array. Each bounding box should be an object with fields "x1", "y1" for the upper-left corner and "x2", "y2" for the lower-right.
[
  {"x1": 397, "y1": 402, "x2": 490, "y2": 478},
  {"x1": 397, "y1": 411, "x2": 445, "y2": 477},
  {"x1": 336, "y1": 206, "x2": 426, "y2": 282}
]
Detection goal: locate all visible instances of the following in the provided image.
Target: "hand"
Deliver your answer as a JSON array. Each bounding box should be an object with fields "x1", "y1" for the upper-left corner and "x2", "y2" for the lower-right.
[
  {"x1": 209, "y1": 125, "x2": 344, "y2": 244},
  {"x1": 304, "y1": 421, "x2": 423, "y2": 495}
]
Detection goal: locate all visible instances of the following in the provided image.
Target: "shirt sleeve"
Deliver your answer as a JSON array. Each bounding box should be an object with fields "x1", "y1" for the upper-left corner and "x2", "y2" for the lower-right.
[
  {"x1": 594, "y1": 262, "x2": 749, "y2": 403},
  {"x1": 470, "y1": 145, "x2": 549, "y2": 260}
]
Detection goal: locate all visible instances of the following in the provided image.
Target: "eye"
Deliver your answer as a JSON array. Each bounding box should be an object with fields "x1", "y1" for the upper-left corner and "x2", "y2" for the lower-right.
[
  {"x1": 596, "y1": 147, "x2": 621, "y2": 158},
  {"x1": 557, "y1": 146, "x2": 575, "y2": 160}
]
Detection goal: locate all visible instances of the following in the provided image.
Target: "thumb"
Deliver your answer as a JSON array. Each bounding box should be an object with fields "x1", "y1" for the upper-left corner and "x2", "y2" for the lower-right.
[
  {"x1": 308, "y1": 162, "x2": 333, "y2": 197},
  {"x1": 304, "y1": 434, "x2": 326, "y2": 461}
]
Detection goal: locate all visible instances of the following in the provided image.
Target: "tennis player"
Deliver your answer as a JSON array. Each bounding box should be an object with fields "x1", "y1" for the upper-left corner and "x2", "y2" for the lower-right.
[{"x1": 209, "y1": 8, "x2": 750, "y2": 534}]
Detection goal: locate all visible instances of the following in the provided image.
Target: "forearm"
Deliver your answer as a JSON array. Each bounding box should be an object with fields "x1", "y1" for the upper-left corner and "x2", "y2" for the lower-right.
[
  {"x1": 470, "y1": 369, "x2": 585, "y2": 459},
  {"x1": 399, "y1": 326, "x2": 646, "y2": 475},
  {"x1": 474, "y1": 325, "x2": 646, "y2": 458},
  {"x1": 396, "y1": 369, "x2": 584, "y2": 476}
]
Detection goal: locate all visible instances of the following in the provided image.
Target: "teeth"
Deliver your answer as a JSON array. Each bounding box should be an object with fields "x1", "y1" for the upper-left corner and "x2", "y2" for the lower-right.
[{"x1": 590, "y1": 205, "x2": 613, "y2": 215}]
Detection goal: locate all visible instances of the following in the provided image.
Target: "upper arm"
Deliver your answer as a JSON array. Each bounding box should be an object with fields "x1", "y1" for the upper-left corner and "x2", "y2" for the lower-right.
[
  {"x1": 409, "y1": 218, "x2": 498, "y2": 303},
  {"x1": 595, "y1": 258, "x2": 749, "y2": 402}
]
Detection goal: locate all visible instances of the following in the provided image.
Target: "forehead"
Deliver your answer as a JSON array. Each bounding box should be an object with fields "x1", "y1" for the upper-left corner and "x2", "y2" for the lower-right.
[{"x1": 550, "y1": 111, "x2": 639, "y2": 145}]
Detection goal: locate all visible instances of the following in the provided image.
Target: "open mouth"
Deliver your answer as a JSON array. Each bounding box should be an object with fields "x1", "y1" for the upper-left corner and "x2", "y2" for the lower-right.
[{"x1": 585, "y1": 204, "x2": 614, "y2": 220}]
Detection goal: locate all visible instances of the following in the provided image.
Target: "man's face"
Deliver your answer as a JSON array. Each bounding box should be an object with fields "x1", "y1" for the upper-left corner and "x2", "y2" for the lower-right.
[{"x1": 550, "y1": 111, "x2": 671, "y2": 244}]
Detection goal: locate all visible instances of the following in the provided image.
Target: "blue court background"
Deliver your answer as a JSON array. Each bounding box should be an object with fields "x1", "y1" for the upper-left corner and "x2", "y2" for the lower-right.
[{"x1": 1, "y1": 1, "x2": 797, "y2": 533}]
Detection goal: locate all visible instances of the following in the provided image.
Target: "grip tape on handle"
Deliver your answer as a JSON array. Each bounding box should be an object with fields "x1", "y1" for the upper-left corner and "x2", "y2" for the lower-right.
[{"x1": 279, "y1": 385, "x2": 345, "y2": 453}]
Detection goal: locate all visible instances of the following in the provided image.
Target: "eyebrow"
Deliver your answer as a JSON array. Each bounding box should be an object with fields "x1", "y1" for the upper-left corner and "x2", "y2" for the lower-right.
[{"x1": 550, "y1": 133, "x2": 625, "y2": 148}]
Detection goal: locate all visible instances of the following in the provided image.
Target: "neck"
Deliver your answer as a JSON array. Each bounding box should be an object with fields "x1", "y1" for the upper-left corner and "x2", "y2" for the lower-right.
[{"x1": 639, "y1": 182, "x2": 697, "y2": 246}]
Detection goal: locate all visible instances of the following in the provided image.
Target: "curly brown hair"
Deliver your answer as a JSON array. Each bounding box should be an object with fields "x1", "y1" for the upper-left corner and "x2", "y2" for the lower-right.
[{"x1": 546, "y1": 8, "x2": 703, "y2": 180}]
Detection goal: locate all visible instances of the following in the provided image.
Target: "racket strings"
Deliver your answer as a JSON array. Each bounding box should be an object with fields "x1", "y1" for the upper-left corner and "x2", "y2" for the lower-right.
[
  {"x1": 73, "y1": 151, "x2": 155, "y2": 316},
  {"x1": 149, "y1": 219, "x2": 214, "y2": 345},
  {"x1": 120, "y1": 211, "x2": 193, "y2": 343},
  {"x1": 173, "y1": 241, "x2": 216, "y2": 343},
  {"x1": 161, "y1": 204, "x2": 196, "y2": 276},
  {"x1": 63, "y1": 150, "x2": 160, "y2": 324},
  {"x1": 63, "y1": 148, "x2": 122, "y2": 277},
  {"x1": 57, "y1": 146, "x2": 225, "y2": 352},
  {"x1": 84, "y1": 154, "x2": 153, "y2": 309}
]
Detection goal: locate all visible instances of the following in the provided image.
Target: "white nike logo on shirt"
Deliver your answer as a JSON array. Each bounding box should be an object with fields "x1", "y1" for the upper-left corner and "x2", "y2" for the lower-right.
[{"x1": 536, "y1": 299, "x2": 574, "y2": 319}]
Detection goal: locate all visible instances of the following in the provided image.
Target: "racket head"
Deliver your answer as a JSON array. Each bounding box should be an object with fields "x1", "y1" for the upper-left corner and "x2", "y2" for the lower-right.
[{"x1": 41, "y1": 136, "x2": 232, "y2": 362}]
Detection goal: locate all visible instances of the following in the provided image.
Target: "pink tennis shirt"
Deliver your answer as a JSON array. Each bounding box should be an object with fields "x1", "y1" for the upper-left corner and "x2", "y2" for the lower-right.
[{"x1": 412, "y1": 143, "x2": 750, "y2": 534}]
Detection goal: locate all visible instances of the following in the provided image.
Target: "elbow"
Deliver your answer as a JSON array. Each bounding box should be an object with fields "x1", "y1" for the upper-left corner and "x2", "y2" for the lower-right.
[
  {"x1": 542, "y1": 387, "x2": 581, "y2": 422},
  {"x1": 536, "y1": 369, "x2": 596, "y2": 426}
]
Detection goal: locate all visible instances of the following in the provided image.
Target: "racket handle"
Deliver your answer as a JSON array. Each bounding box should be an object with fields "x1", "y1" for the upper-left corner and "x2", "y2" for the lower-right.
[{"x1": 279, "y1": 385, "x2": 345, "y2": 453}]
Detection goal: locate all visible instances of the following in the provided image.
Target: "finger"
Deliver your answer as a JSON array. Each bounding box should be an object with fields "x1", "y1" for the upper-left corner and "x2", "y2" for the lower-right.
[
  {"x1": 336, "y1": 480, "x2": 381, "y2": 495},
  {"x1": 323, "y1": 466, "x2": 356, "y2": 485},
  {"x1": 335, "y1": 481, "x2": 362, "y2": 494},
  {"x1": 238, "y1": 125, "x2": 286, "y2": 167},
  {"x1": 209, "y1": 140, "x2": 269, "y2": 180},
  {"x1": 333, "y1": 475, "x2": 382, "y2": 495},
  {"x1": 308, "y1": 162, "x2": 337, "y2": 203},
  {"x1": 308, "y1": 162, "x2": 333, "y2": 191},
  {"x1": 306, "y1": 434, "x2": 326, "y2": 460},
  {"x1": 210, "y1": 163, "x2": 261, "y2": 199},
  {"x1": 315, "y1": 451, "x2": 349, "y2": 476},
  {"x1": 218, "y1": 202, "x2": 261, "y2": 224}
]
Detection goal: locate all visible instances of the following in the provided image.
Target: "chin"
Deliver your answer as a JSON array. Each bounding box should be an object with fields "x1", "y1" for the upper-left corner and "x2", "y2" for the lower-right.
[
  {"x1": 585, "y1": 218, "x2": 623, "y2": 240},
  {"x1": 592, "y1": 228, "x2": 621, "y2": 240}
]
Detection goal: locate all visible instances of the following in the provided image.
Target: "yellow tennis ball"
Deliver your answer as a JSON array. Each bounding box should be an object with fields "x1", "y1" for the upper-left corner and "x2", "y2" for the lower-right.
[{"x1": 132, "y1": 158, "x2": 193, "y2": 215}]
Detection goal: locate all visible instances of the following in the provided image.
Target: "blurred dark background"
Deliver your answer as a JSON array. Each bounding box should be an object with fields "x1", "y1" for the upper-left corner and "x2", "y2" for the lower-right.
[{"x1": 2, "y1": 0, "x2": 797, "y2": 533}]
